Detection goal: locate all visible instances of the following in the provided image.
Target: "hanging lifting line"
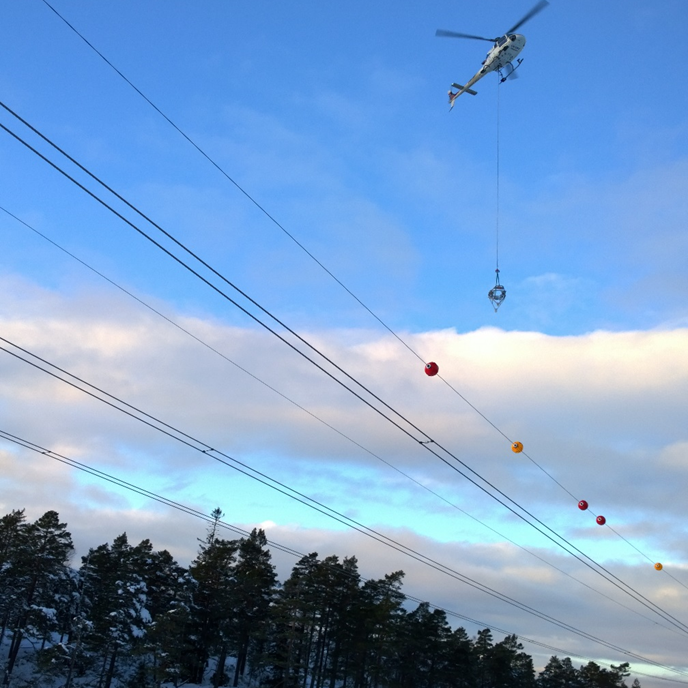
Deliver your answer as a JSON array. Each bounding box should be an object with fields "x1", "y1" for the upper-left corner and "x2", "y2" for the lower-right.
[
  {"x1": 496, "y1": 77, "x2": 501, "y2": 275},
  {"x1": 488, "y1": 80, "x2": 506, "y2": 312}
]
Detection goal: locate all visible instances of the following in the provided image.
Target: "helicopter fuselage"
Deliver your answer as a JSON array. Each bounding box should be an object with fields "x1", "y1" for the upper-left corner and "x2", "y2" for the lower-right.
[
  {"x1": 481, "y1": 33, "x2": 526, "y2": 74},
  {"x1": 448, "y1": 33, "x2": 526, "y2": 106},
  {"x1": 438, "y1": 0, "x2": 548, "y2": 107}
]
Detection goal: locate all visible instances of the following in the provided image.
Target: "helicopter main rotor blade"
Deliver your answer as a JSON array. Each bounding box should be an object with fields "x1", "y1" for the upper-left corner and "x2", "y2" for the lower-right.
[
  {"x1": 435, "y1": 29, "x2": 496, "y2": 42},
  {"x1": 505, "y1": 0, "x2": 549, "y2": 35}
]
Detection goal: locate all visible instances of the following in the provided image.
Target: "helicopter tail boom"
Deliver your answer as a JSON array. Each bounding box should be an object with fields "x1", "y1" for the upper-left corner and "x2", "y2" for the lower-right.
[
  {"x1": 451, "y1": 82, "x2": 478, "y2": 95},
  {"x1": 448, "y1": 82, "x2": 478, "y2": 108}
]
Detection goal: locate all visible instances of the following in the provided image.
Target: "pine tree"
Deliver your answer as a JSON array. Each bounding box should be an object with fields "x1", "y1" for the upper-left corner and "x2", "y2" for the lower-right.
[
  {"x1": 187, "y1": 514, "x2": 240, "y2": 686},
  {"x1": 1, "y1": 510, "x2": 74, "y2": 687},
  {"x1": 487, "y1": 634, "x2": 534, "y2": 688},
  {"x1": 131, "y1": 540, "x2": 195, "y2": 687},
  {"x1": 512, "y1": 641, "x2": 537, "y2": 688},
  {"x1": 317, "y1": 555, "x2": 361, "y2": 688},
  {"x1": 350, "y1": 571, "x2": 405, "y2": 688},
  {"x1": 0, "y1": 507, "x2": 645, "y2": 688},
  {"x1": 30, "y1": 566, "x2": 83, "y2": 686},
  {"x1": 578, "y1": 661, "x2": 630, "y2": 688},
  {"x1": 229, "y1": 528, "x2": 277, "y2": 687},
  {"x1": 539, "y1": 656, "x2": 580, "y2": 688},
  {"x1": 444, "y1": 626, "x2": 475, "y2": 688},
  {"x1": 393, "y1": 602, "x2": 453, "y2": 688},
  {"x1": 609, "y1": 663, "x2": 631, "y2": 688},
  {"x1": 473, "y1": 628, "x2": 494, "y2": 688},
  {"x1": 0, "y1": 509, "x2": 28, "y2": 645},
  {"x1": 264, "y1": 553, "x2": 364, "y2": 688},
  {"x1": 80, "y1": 533, "x2": 150, "y2": 688},
  {"x1": 264, "y1": 552, "x2": 321, "y2": 688}
]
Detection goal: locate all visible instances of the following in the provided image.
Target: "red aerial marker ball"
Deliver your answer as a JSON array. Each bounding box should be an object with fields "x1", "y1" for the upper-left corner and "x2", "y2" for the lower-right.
[
  {"x1": 425, "y1": 362, "x2": 439, "y2": 377},
  {"x1": 578, "y1": 500, "x2": 588, "y2": 511},
  {"x1": 596, "y1": 515, "x2": 606, "y2": 526}
]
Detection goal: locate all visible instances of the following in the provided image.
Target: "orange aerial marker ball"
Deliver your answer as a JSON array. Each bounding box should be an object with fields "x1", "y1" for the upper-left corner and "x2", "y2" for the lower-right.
[
  {"x1": 424, "y1": 362, "x2": 439, "y2": 377},
  {"x1": 654, "y1": 562, "x2": 663, "y2": 571},
  {"x1": 596, "y1": 515, "x2": 606, "y2": 526},
  {"x1": 511, "y1": 441, "x2": 523, "y2": 453},
  {"x1": 578, "y1": 500, "x2": 588, "y2": 511}
]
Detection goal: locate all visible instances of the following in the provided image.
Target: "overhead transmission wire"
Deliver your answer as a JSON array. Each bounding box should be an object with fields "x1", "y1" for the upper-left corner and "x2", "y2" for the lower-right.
[
  {"x1": 2, "y1": 207, "x2": 681, "y2": 639},
  {"x1": 0, "y1": 113, "x2": 622, "y2": 566},
  {"x1": 0, "y1": 351, "x2": 684, "y2": 678},
  {"x1": 1, "y1": 433, "x2": 685, "y2": 686},
  {"x1": 35, "y1": 0, "x2": 681, "y2": 585},
  {"x1": 37, "y1": 0, "x2": 419, "y2": 365},
  {"x1": 0, "y1": 108, "x2": 685, "y2": 639},
  {"x1": 0, "y1": 198, "x2": 683, "y2": 652},
  {"x1": 6, "y1": 181, "x2": 684, "y2": 684},
  {"x1": 2, "y1": 202, "x2": 684, "y2": 636},
  {"x1": 0, "y1": 344, "x2": 655, "y2": 657},
  {"x1": 0, "y1": 436, "x2": 557, "y2": 679},
  {"x1": 2, "y1": 431, "x2": 685, "y2": 684}
]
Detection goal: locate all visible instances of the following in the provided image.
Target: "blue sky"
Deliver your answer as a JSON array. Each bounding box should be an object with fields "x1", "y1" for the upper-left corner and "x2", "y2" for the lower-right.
[
  {"x1": 2, "y1": 0, "x2": 688, "y2": 681},
  {"x1": 3, "y1": 0, "x2": 687, "y2": 334}
]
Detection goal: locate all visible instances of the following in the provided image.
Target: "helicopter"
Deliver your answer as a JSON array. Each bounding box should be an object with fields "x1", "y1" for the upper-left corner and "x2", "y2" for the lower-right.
[{"x1": 436, "y1": 0, "x2": 549, "y2": 108}]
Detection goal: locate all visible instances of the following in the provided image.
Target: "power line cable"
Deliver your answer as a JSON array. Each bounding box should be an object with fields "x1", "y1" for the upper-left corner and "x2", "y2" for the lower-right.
[
  {"x1": 1, "y1": 101, "x2": 676, "y2": 602},
  {"x1": 2, "y1": 340, "x2": 686, "y2": 664},
  {"x1": 32, "y1": 2, "x2": 683, "y2": 587},
  {"x1": 0, "y1": 110, "x2": 684, "y2": 637},
  {"x1": 37, "y1": 0, "x2": 424, "y2": 364},
  {"x1": 0, "y1": 434, "x2": 676, "y2": 681},
  {"x1": 3, "y1": 204, "x2": 682, "y2": 638},
  {"x1": 0, "y1": 100, "x2": 437, "y2": 448},
  {"x1": 3, "y1": 428, "x2": 685, "y2": 682}
]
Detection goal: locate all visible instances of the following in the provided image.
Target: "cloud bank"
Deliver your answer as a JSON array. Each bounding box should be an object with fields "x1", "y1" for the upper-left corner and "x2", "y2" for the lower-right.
[{"x1": 1, "y1": 276, "x2": 687, "y2": 681}]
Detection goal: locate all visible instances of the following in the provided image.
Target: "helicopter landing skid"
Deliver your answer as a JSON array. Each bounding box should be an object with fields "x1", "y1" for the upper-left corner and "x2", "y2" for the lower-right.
[{"x1": 499, "y1": 58, "x2": 523, "y2": 83}]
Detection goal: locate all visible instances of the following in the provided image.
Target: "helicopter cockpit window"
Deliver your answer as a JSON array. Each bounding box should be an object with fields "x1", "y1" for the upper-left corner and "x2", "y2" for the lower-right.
[{"x1": 496, "y1": 36, "x2": 508, "y2": 46}]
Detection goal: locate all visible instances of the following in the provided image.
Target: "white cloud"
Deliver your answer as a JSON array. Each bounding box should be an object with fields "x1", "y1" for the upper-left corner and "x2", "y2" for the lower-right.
[{"x1": 1, "y1": 277, "x2": 687, "y2": 680}]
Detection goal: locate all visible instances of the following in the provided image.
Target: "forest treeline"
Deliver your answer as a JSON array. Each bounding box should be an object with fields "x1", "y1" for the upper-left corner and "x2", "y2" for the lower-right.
[{"x1": 0, "y1": 508, "x2": 640, "y2": 688}]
